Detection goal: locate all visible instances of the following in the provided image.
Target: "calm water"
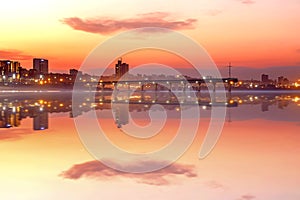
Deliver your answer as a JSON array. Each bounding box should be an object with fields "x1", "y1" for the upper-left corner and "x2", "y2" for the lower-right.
[{"x1": 0, "y1": 91, "x2": 300, "y2": 200}]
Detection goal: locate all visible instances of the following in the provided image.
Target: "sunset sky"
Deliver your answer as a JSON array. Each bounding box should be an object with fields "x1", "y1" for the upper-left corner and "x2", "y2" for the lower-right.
[{"x1": 0, "y1": 0, "x2": 299, "y2": 77}]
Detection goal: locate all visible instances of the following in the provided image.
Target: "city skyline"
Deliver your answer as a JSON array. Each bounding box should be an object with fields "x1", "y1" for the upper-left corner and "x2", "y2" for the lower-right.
[{"x1": 1, "y1": 57, "x2": 299, "y2": 87}]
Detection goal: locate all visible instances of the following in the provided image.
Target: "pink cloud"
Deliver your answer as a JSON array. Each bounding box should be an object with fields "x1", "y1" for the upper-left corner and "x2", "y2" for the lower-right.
[
  {"x1": 61, "y1": 12, "x2": 197, "y2": 35},
  {"x1": 239, "y1": 0, "x2": 255, "y2": 4},
  {"x1": 0, "y1": 49, "x2": 33, "y2": 61},
  {"x1": 204, "y1": 180, "x2": 226, "y2": 190},
  {"x1": 238, "y1": 194, "x2": 256, "y2": 200},
  {"x1": 237, "y1": 0, "x2": 256, "y2": 5},
  {"x1": 205, "y1": 9, "x2": 223, "y2": 16},
  {"x1": 60, "y1": 160, "x2": 197, "y2": 186}
]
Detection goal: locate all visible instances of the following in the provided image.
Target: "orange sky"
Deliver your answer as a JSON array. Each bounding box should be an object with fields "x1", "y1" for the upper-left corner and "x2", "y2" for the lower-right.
[{"x1": 0, "y1": 0, "x2": 299, "y2": 73}]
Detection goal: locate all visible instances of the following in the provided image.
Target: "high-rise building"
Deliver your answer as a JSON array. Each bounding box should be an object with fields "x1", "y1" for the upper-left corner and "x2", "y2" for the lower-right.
[
  {"x1": 0, "y1": 60, "x2": 20, "y2": 75},
  {"x1": 33, "y1": 58, "x2": 48, "y2": 75},
  {"x1": 278, "y1": 76, "x2": 289, "y2": 87},
  {"x1": 261, "y1": 74, "x2": 269, "y2": 83},
  {"x1": 70, "y1": 69, "x2": 78, "y2": 76},
  {"x1": 278, "y1": 76, "x2": 284, "y2": 85},
  {"x1": 115, "y1": 58, "x2": 129, "y2": 78}
]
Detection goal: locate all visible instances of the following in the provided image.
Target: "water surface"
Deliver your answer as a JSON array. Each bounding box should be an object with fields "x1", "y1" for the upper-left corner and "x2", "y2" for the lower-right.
[{"x1": 0, "y1": 91, "x2": 299, "y2": 200}]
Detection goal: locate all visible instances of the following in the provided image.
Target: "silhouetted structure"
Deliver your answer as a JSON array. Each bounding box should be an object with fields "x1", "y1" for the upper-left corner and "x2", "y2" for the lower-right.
[
  {"x1": 115, "y1": 58, "x2": 129, "y2": 78},
  {"x1": 33, "y1": 58, "x2": 48, "y2": 75},
  {"x1": 0, "y1": 60, "x2": 20, "y2": 81},
  {"x1": 261, "y1": 74, "x2": 269, "y2": 83}
]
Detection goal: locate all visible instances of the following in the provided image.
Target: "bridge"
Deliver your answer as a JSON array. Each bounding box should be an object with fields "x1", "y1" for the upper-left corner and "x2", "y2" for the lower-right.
[{"x1": 96, "y1": 77, "x2": 238, "y2": 92}]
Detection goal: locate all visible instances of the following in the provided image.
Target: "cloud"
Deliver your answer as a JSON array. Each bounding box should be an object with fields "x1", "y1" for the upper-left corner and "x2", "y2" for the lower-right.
[
  {"x1": 0, "y1": 49, "x2": 33, "y2": 60},
  {"x1": 204, "y1": 10, "x2": 223, "y2": 16},
  {"x1": 60, "y1": 160, "x2": 197, "y2": 186},
  {"x1": 204, "y1": 180, "x2": 227, "y2": 190},
  {"x1": 61, "y1": 12, "x2": 197, "y2": 35},
  {"x1": 238, "y1": 0, "x2": 255, "y2": 4},
  {"x1": 237, "y1": 194, "x2": 256, "y2": 200}
]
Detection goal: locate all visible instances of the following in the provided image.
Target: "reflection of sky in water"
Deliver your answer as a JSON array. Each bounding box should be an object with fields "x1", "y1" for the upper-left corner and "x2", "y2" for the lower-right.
[{"x1": 0, "y1": 92, "x2": 300, "y2": 200}]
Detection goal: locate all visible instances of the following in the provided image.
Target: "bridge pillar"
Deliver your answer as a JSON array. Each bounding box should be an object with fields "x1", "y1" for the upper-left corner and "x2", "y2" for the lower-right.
[
  {"x1": 213, "y1": 82, "x2": 216, "y2": 92},
  {"x1": 141, "y1": 92, "x2": 145, "y2": 102},
  {"x1": 154, "y1": 91, "x2": 158, "y2": 102},
  {"x1": 228, "y1": 82, "x2": 232, "y2": 92},
  {"x1": 100, "y1": 94, "x2": 104, "y2": 102},
  {"x1": 211, "y1": 92, "x2": 216, "y2": 104},
  {"x1": 168, "y1": 83, "x2": 172, "y2": 92}
]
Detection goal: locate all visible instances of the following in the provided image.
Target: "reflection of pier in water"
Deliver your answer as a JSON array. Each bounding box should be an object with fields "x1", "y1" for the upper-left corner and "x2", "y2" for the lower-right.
[
  {"x1": 94, "y1": 91, "x2": 236, "y2": 106},
  {"x1": 1, "y1": 91, "x2": 299, "y2": 130}
]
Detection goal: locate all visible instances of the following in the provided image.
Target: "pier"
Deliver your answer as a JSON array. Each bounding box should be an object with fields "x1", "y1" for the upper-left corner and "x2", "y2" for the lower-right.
[{"x1": 96, "y1": 77, "x2": 238, "y2": 92}]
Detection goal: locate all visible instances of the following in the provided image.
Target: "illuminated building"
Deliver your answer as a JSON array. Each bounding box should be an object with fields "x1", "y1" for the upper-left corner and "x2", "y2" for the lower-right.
[
  {"x1": 0, "y1": 60, "x2": 20, "y2": 82},
  {"x1": 115, "y1": 58, "x2": 129, "y2": 78},
  {"x1": 277, "y1": 76, "x2": 289, "y2": 88},
  {"x1": 33, "y1": 58, "x2": 48, "y2": 75}
]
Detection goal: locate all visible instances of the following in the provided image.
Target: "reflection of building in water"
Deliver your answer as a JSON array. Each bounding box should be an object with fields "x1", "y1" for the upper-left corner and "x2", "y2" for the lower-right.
[
  {"x1": 277, "y1": 99, "x2": 289, "y2": 109},
  {"x1": 113, "y1": 104, "x2": 129, "y2": 128},
  {"x1": 33, "y1": 110, "x2": 48, "y2": 130},
  {"x1": 1, "y1": 93, "x2": 299, "y2": 130},
  {"x1": 0, "y1": 104, "x2": 48, "y2": 131},
  {"x1": 261, "y1": 101, "x2": 269, "y2": 112},
  {"x1": 0, "y1": 108, "x2": 21, "y2": 128}
]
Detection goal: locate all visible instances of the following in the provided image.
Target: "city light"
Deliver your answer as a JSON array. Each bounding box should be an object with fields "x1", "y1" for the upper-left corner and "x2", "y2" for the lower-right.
[
  {"x1": 0, "y1": 57, "x2": 299, "y2": 93},
  {"x1": 292, "y1": 97, "x2": 299, "y2": 103}
]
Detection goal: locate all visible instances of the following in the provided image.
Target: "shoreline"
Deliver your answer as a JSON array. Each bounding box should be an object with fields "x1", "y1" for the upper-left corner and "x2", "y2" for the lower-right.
[{"x1": 0, "y1": 85, "x2": 299, "y2": 93}]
